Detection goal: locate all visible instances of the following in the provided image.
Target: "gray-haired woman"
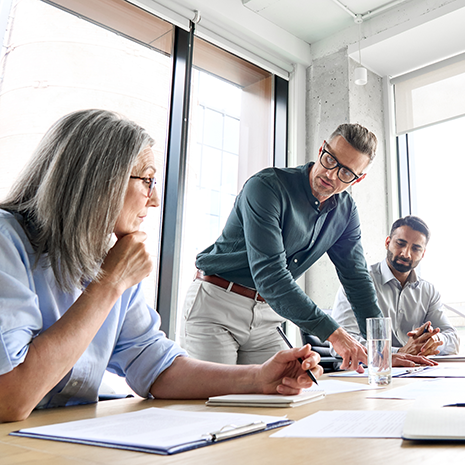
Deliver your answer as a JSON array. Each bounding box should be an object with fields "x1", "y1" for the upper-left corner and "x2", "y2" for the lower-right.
[{"x1": 0, "y1": 109, "x2": 321, "y2": 422}]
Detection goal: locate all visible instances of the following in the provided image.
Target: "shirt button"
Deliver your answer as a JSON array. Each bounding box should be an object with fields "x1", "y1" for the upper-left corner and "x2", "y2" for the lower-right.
[
  {"x1": 315, "y1": 201, "x2": 318, "y2": 205},
  {"x1": 294, "y1": 259, "x2": 298, "y2": 263}
]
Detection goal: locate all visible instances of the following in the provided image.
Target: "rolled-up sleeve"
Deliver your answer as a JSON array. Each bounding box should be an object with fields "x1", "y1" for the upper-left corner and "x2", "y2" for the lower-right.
[{"x1": 107, "y1": 285, "x2": 187, "y2": 397}]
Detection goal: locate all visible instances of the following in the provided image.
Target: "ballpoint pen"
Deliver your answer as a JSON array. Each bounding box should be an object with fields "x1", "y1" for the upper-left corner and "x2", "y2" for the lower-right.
[
  {"x1": 423, "y1": 323, "x2": 431, "y2": 335},
  {"x1": 276, "y1": 326, "x2": 318, "y2": 385}
]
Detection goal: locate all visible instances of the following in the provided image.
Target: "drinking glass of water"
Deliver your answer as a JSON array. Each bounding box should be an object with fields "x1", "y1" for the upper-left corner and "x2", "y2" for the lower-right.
[{"x1": 367, "y1": 317, "x2": 392, "y2": 386}]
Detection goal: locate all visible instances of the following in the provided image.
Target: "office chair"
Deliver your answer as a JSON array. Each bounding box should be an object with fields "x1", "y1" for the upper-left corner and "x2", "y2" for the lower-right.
[{"x1": 300, "y1": 330, "x2": 342, "y2": 373}]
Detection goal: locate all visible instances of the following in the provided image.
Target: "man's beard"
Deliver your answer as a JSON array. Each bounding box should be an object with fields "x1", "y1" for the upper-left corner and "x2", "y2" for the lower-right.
[{"x1": 387, "y1": 249, "x2": 414, "y2": 273}]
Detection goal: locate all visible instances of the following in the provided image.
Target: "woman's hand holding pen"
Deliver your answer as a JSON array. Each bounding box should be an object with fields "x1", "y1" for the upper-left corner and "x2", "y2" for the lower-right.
[{"x1": 257, "y1": 345, "x2": 323, "y2": 396}]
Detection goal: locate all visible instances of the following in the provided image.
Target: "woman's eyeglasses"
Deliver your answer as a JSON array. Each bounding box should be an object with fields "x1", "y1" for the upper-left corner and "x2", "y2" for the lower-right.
[{"x1": 130, "y1": 176, "x2": 156, "y2": 197}]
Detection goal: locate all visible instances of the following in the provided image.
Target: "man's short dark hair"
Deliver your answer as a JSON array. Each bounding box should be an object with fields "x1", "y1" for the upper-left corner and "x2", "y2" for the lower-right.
[
  {"x1": 390, "y1": 215, "x2": 431, "y2": 244},
  {"x1": 329, "y1": 123, "x2": 377, "y2": 162}
]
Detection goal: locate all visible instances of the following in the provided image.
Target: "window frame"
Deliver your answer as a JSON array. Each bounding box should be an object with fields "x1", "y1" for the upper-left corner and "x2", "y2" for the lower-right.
[
  {"x1": 396, "y1": 133, "x2": 412, "y2": 217},
  {"x1": 158, "y1": 31, "x2": 289, "y2": 338},
  {"x1": 157, "y1": 25, "x2": 194, "y2": 337}
]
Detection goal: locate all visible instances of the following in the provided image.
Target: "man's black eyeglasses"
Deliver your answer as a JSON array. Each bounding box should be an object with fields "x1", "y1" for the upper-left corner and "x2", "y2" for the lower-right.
[
  {"x1": 319, "y1": 141, "x2": 360, "y2": 184},
  {"x1": 130, "y1": 176, "x2": 156, "y2": 197}
]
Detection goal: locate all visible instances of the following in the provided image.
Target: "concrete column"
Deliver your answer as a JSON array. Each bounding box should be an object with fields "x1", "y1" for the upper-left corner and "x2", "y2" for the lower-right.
[{"x1": 305, "y1": 47, "x2": 388, "y2": 311}]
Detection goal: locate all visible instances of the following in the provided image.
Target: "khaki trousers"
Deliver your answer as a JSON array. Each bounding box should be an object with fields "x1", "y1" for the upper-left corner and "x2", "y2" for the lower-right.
[{"x1": 180, "y1": 280, "x2": 287, "y2": 365}]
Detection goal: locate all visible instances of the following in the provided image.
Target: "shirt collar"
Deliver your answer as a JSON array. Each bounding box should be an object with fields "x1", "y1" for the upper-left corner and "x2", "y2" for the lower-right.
[{"x1": 380, "y1": 258, "x2": 419, "y2": 287}]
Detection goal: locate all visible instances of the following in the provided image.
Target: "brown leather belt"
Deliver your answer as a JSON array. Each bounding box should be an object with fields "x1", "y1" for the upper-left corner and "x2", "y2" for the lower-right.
[{"x1": 195, "y1": 270, "x2": 265, "y2": 302}]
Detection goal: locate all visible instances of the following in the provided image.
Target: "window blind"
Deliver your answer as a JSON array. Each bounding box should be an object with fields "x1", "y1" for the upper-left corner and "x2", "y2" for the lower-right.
[{"x1": 393, "y1": 52, "x2": 465, "y2": 134}]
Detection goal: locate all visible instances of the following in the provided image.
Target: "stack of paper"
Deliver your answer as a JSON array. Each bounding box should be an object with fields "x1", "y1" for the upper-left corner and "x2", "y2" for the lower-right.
[{"x1": 206, "y1": 389, "x2": 325, "y2": 408}]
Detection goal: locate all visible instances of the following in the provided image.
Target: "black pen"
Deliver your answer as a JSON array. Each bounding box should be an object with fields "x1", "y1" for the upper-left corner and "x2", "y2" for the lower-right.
[{"x1": 276, "y1": 326, "x2": 318, "y2": 385}]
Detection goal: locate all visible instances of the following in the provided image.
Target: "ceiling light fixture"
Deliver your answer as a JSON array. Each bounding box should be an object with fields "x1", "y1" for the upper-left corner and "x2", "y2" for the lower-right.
[
  {"x1": 332, "y1": 1, "x2": 410, "y2": 85},
  {"x1": 354, "y1": 14, "x2": 367, "y2": 86}
]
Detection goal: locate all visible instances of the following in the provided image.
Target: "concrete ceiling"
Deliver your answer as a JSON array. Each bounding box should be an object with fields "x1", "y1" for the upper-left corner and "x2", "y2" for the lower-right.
[
  {"x1": 149, "y1": 0, "x2": 465, "y2": 78},
  {"x1": 352, "y1": 5, "x2": 465, "y2": 77},
  {"x1": 242, "y1": 0, "x2": 399, "y2": 44},
  {"x1": 242, "y1": 0, "x2": 465, "y2": 78}
]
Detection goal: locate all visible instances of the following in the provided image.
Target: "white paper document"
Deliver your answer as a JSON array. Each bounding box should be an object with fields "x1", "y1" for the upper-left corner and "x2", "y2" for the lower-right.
[
  {"x1": 270, "y1": 410, "x2": 407, "y2": 438},
  {"x1": 401, "y1": 363, "x2": 465, "y2": 378},
  {"x1": 367, "y1": 378, "x2": 465, "y2": 400},
  {"x1": 329, "y1": 367, "x2": 429, "y2": 378},
  {"x1": 314, "y1": 379, "x2": 381, "y2": 394},
  {"x1": 11, "y1": 408, "x2": 289, "y2": 455}
]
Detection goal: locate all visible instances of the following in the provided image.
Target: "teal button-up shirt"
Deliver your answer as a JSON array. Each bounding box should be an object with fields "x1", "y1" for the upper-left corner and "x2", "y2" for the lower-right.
[{"x1": 196, "y1": 162, "x2": 382, "y2": 341}]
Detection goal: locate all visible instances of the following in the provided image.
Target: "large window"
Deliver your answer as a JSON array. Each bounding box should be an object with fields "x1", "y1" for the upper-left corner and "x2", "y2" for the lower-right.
[
  {"x1": 0, "y1": 0, "x2": 173, "y2": 307},
  {"x1": 176, "y1": 37, "x2": 274, "y2": 341},
  {"x1": 400, "y1": 118, "x2": 465, "y2": 313},
  {"x1": 0, "y1": 0, "x2": 287, "y2": 344},
  {"x1": 394, "y1": 56, "x2": 465, "y2": 346}
]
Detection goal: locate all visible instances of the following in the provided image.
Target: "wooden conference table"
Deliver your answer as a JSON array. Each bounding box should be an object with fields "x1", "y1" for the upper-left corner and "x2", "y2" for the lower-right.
[{"x1": 1, "y1": 372, "x2": 465, "y2": 465}]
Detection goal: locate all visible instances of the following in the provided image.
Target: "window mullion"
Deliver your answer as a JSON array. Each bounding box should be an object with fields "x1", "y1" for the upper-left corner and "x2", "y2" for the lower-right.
[
  {"x1": 157, "y1": 24, "x2": 194, "y2": 338},
  {"x1": 396, "y1": 134, "x2": 412, "y2": 217},
  {"x1": 274, "y1": 75, "x2": 288, "y2": 168}
]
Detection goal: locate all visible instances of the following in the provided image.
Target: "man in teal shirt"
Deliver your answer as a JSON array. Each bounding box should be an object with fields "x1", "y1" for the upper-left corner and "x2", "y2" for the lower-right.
[{"x1": 180, "y1": 123, "x2": 427, "y2": 369}]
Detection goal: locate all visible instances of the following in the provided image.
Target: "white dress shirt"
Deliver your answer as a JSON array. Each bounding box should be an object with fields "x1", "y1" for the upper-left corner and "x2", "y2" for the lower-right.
[{"x1": 332, "y1": 259, "x2": 459, "y2": 354}]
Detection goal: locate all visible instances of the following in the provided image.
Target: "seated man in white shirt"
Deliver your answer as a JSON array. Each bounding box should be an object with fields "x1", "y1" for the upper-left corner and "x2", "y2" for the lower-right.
[{"x1": 332, "y1": 215, "x2": 459, "y2": 357}]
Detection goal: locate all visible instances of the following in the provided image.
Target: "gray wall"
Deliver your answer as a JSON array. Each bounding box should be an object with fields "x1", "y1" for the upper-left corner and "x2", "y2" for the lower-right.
[{"x1": 305, "y1": 48, "x2": 388, "y2": 311}]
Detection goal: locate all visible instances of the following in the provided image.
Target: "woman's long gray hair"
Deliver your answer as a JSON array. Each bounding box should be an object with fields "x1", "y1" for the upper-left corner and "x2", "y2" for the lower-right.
[{"x1": 0, "y1": 109, "x2": 154, "y2": 292}]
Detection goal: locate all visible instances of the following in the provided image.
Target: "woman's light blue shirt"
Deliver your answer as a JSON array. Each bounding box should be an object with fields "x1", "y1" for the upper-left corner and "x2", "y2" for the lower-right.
[{"x1": 0, "y1": 210, "x2": 186, "y2": 408}]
